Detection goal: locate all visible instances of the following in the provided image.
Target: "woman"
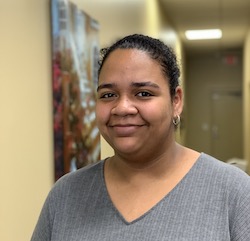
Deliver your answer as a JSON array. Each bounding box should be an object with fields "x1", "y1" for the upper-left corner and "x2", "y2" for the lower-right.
[{"x1": 31, "y1": 34, "x2": 250, "y2": 241}]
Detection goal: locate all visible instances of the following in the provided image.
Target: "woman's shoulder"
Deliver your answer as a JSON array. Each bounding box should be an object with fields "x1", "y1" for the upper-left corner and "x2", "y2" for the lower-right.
[
  {"x1": 198, "y1": 154, "x2": 250, "y2": 239},
  {"x1": 51, "y1": 160, "x2": 105, "y2": 194},
  {"x1": 197, "y1": 153, "x2": 250, "y2": 190},
  {"x1": 198, "y1": 153, "x2": 248, "y2": 175}
]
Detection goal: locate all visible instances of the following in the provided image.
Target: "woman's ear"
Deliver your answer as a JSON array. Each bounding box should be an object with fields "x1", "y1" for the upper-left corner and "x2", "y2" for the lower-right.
[{"x1": 173, "y1": 86, "x2": 183, "y2": 116}]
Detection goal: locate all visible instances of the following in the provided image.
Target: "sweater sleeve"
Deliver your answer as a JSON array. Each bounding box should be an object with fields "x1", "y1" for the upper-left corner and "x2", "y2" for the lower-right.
[
  {"x1": 30, "y1": 174, "x2": 67, "y2": 241},
  {"x1": 30, "y1": 190, "x2": 55, "y2": 241},
  {"x1": 230, "y1": 175, "x2": 250, "y2": 241}
]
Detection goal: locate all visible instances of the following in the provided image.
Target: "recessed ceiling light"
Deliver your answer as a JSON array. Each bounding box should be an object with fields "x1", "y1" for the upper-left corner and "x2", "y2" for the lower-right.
[{"x1": 185, "y1": 29, "x2": 222, "y2": 40}]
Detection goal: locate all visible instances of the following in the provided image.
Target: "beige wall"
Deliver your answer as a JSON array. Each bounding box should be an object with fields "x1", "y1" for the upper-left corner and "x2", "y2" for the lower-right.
[
  {"x1": 0, "y1": 1, "x2": 54, "y2": 240},
  {"x1": 243, "y1": 29, "x2": 250, "y2": 174},
  {"x1": 0, "y1": 0, "x2": 182, "y2": 240}
]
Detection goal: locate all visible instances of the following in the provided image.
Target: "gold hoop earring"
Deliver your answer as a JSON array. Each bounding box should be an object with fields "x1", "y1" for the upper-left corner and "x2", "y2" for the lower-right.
[{"x1": 173, "y1": 115, "x2": 180, "y2": 126}]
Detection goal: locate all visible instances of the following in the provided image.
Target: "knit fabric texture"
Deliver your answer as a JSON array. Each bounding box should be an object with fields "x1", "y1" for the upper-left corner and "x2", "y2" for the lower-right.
[{"x1": 31, "y1": 153, "x2": 250, "y2": 241}]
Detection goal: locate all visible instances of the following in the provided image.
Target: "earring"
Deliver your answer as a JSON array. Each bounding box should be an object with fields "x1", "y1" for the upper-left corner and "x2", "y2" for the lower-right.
[{"x1": 173, "y1": 115, "x2": 180, "y2": 126}]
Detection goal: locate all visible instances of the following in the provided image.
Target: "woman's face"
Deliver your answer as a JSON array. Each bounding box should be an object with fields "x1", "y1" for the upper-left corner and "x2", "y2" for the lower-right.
[{"x1": 96, "y1": 48, "x2": 182, "y2": 159}]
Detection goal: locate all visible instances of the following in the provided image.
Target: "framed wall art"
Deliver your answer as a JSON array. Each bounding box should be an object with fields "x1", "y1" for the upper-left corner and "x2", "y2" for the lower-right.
[{"x1": 51, "y1": 0, "x2": 100, "y2": 180}]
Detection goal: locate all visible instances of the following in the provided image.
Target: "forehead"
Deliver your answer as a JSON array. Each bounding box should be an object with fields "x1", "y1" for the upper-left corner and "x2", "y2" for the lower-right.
[
  {"x1": 98, "y1": 48, "x2": 169, "y2": 90},
  {"x1": 106, "y1": 48, "x2": 151, "y2": 63},
  {"x1": 100, "y1": 48, "x2": 161, "y2": 76}
]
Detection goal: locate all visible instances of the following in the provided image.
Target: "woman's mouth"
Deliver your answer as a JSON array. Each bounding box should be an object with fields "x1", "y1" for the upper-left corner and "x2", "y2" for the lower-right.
[{"x1": 109, "y1": 124, "x2": 145, "y2": 136}]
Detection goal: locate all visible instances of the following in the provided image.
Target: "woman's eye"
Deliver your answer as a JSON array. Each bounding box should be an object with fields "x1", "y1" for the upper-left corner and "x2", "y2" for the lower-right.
[
  {"x1": 136, "y1": 91, "x2": 153, "y2": 97},
  {"x1": 100, "y1": 93, "x2": 116, "y2": 99}
]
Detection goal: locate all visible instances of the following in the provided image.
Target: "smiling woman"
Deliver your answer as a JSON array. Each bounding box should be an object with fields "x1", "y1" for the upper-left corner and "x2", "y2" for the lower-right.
[
  {"x1": 96, "y1": 47, "x2": 177, "y2": 160},
  {"x1": 31, "y1": 34, "x2": 250, "y2": 241}
]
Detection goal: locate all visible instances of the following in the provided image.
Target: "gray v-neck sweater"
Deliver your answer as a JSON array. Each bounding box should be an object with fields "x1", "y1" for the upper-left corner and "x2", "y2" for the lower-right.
[{"x1": 31, "y1": 153, "x2": 250, "y2": 241}]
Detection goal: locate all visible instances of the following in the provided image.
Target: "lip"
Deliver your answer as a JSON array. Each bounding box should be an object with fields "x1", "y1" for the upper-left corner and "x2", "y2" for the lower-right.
[{"x1": 109, "y1": 124, "x2": 145, "y2": 136}]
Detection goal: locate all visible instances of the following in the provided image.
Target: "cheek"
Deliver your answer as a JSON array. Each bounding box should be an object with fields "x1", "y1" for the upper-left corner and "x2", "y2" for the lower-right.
[
  {"x1": 142, "y1": 102, "x2": 172, "y2": 124},
  {"x1": 95, "y1": 104, "x2": 109, "y2": 126}
]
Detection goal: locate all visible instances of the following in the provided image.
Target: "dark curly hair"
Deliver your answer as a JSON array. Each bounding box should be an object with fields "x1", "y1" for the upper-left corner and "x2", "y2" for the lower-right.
[{"x1": 98, "y1": 34, "x2": 180, "y2": 99}]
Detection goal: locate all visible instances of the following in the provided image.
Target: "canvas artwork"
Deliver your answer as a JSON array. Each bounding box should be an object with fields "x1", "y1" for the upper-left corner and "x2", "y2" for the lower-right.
[{"x1": 51, "y1": 0, "x2": 100, "y2": 180}]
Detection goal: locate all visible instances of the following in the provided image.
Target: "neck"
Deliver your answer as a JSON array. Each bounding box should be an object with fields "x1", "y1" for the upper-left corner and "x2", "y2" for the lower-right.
[{"x1": 106, "y1": 142, "x2": 184, "y2": 181}]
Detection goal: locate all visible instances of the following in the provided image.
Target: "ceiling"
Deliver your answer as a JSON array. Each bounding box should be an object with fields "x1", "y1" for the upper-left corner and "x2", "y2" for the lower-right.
[{"x1": 159, "y1": 0, "x2": 250, "y2": 54}]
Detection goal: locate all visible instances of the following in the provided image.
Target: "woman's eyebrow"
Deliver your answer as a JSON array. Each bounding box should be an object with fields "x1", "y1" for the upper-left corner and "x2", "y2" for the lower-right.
[
  {"x1": 97, "y1": 83, "x2": 115, "y2": 92},
  {"x1": 131, "y1": 81, "x2": 160, "y2": 89},
  {"x1": 97, "y1": 81, "x2": 160, "y2": 91}
]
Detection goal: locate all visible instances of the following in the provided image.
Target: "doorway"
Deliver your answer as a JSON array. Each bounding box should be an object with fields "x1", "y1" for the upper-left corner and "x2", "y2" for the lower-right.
[{"x1": 210, "y1": 89, "x2": 243, "y2": 161}]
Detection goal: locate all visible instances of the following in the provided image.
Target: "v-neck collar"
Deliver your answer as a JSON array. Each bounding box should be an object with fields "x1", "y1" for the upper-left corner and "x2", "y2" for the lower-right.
[{"x1": 100, "y1": 153, "x2": 203, "y2": 225}]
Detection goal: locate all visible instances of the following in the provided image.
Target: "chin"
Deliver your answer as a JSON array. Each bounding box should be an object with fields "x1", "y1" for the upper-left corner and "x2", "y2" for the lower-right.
[{"x1": 113, "y1": 144, "x2": 140, "y2": 156}]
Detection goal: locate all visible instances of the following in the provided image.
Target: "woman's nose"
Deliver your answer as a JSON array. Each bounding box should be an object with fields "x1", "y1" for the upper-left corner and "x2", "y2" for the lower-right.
[{"x1": 111, "y1": 97, "x2": 138, "y2": 116}]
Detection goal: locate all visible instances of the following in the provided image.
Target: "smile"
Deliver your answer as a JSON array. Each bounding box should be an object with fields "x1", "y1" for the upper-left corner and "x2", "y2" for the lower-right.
[{"x1": 109, "y1": 124, "x2": 145, "y2": 136}]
